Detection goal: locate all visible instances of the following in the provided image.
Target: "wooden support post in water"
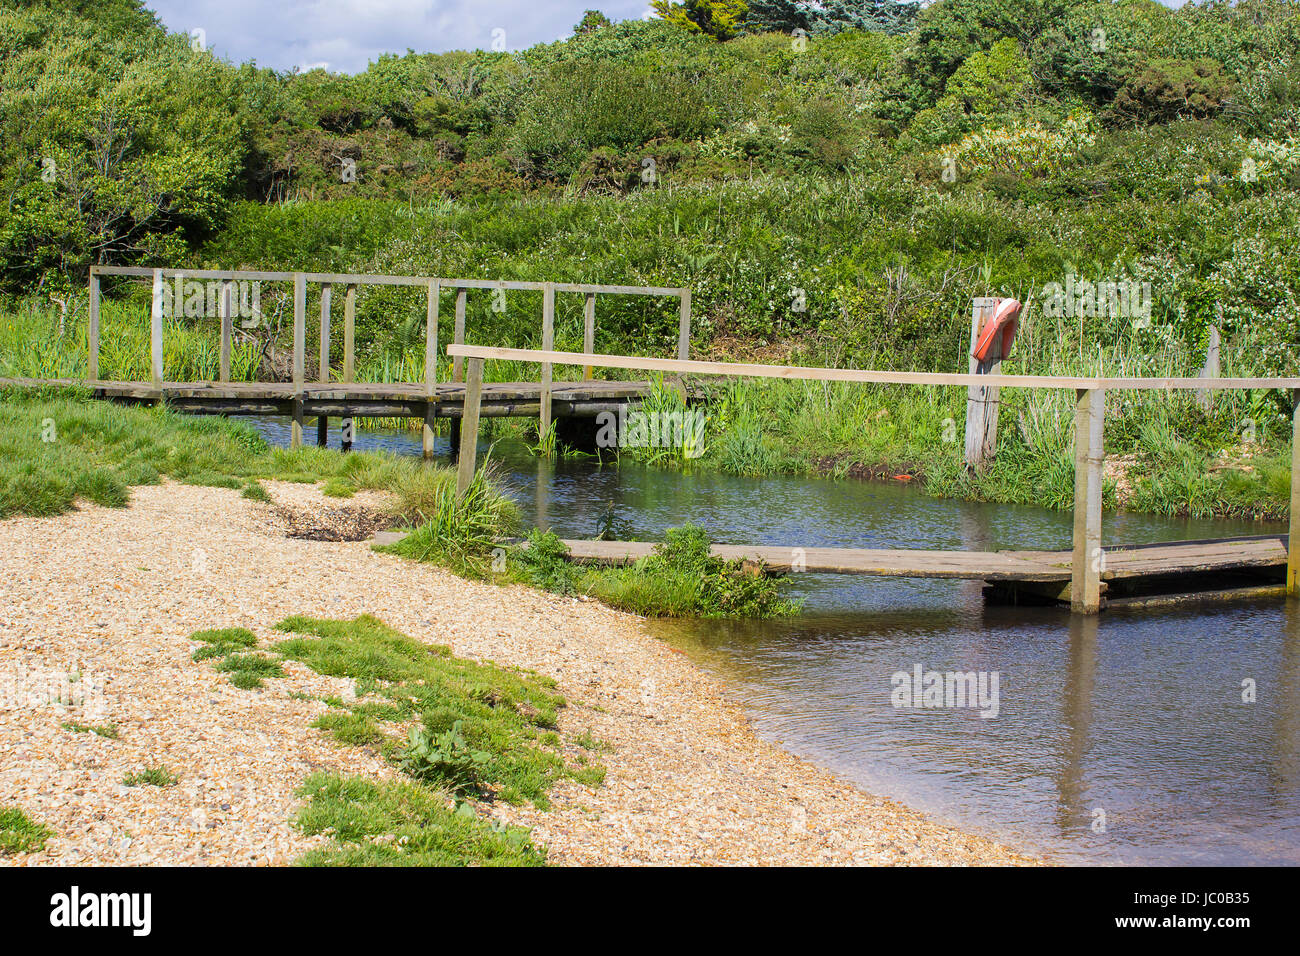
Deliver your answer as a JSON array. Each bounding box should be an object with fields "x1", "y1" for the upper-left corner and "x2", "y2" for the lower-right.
[
  {"x1": 1071, "y1": 387, "x2": 1106, "y2": 614},
  {"x1": 1289, "y1": 389, "x2": 1300, "y2": 598},
  {"x1": 219, "y1": 279, "x2": 232, "y2": 383},
  {"x1": 150, "y1": 269, "x2": 164, "y2": 391},
  {"x1": 87, "y1": 271, "x2": 100, "y2": 382},
  {"x1": 540, "y1": 282, "x2": 555, "y2": 440},
  {"x1": 291, "y1": 272, "x2": 305, "y2": 449},
  {"x1": 964, "y1": 297, "x2": 1001, "y2": 471},
  {"x1": 583, "y1": 292, "x2": 596, "y2": 380},
  {"x1": 452, "y1": 288, "x2": 467, "y2": 383},
  {"x1": 678, "y1": 289, "x2": 691, "y2": 361},
  {"x1": 343, "y1": 283, "x2": 357, "y2": 384},
  {"x1": 456, "y1": 357, "x2": 484, "y2": 497},
  {"x1": 423, "y1": 279, "x2": 440, "y2": 460}
]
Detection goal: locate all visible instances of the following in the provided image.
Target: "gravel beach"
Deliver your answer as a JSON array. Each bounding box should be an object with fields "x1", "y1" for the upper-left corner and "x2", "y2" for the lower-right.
[{"x1": 0, "y1": 481, "x2": 1039, "y2": 866}]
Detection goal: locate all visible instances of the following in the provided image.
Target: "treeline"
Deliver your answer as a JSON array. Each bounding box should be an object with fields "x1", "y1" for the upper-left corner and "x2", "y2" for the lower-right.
[{"x1": 1, "y1": 0, "x2": 1298, "y2": 376}]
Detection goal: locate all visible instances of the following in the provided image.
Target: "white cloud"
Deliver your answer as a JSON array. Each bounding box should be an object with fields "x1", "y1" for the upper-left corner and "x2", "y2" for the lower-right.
[{"x1": 148, "y1": 0, "x2": 654, "y2": 73}]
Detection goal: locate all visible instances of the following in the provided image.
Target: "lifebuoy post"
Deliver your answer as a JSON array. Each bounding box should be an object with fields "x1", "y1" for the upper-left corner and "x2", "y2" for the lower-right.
[{"x1": 963, "y1": 297, "x2": 1004, "y2": 471}]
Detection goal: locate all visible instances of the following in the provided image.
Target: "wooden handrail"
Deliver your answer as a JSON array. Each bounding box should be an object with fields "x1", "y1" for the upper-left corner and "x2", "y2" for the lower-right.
[{"x1": 445, "y1": 345, "x2": 1300, "y2": 392}]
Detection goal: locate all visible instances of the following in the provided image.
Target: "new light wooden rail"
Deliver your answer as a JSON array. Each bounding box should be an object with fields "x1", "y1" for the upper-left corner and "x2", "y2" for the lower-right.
[{"x1": 447, "y1": 344, "x2": 1300, "y2": 615}]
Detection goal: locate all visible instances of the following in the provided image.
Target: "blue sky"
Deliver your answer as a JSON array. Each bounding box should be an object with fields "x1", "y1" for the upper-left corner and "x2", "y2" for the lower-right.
[
  {"x1": 148, "y1": 1, "x2": 659, "y2": 73},
  {"x1": 147, "y1": 1, "x2": 1188, "y2": 75}
]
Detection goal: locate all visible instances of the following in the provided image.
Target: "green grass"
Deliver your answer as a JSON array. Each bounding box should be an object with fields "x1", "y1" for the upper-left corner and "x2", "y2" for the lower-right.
[
  {"x1": 509, "y1": 524, "x2": 802, "y2": 619},
  {"x1": 61, "y1": 721, "x2": 118, "y2": 738},
  {"x1": 272, "y1": 615, "x2": 581, "y2": 808},
  {"x1": 384, "y1": 464, "x2": 520, "y2": 576},
  {"x1": 293, "y1": 773, "x2": 545, "y2": 867},
  {"x1": 123, "y1": 765, "x2": 179, "y2": 787},
  {"x1": 188, "y1": 627, "x2": 285, "y2": 689},
  {"x1": 0, "y1": 389, "x2": 476, "y2": 522},
  {"x1": 0, "y1": 806, "x2": 53, "y2": 855}
]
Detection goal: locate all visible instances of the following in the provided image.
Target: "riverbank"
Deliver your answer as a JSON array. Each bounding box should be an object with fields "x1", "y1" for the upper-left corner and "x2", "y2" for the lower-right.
[{"x1": 0, "y1": 480, "x2": 1037, "y2": 866}]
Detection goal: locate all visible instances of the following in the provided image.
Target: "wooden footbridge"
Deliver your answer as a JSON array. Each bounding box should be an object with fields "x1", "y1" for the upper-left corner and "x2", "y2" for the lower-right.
[{"x1": 3, "y1": 266, "x2": 1298, "y2": 615}]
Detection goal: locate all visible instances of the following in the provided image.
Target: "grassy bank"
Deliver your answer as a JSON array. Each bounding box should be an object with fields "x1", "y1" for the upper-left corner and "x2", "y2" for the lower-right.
[
  {"x1": 0, "y1": 386, "x2": 493, "y2": 521},
  {"x1": 188, "y1": 615, "x2": 606, "y2": 865}
]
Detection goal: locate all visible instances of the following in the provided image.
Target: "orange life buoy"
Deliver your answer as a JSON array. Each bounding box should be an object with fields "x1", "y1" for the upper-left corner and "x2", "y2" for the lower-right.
[{"x1": 972, "y1": 298, "x2": 1022, "y2": 363}]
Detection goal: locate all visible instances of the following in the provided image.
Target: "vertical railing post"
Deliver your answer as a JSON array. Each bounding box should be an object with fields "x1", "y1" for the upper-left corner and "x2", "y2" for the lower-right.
[
  {"x1": 219, "y1": 279, "x2": 232, "y2": 383},
  {"x1": 424, "y1": 279, "x2": 440, "y2": 460},
  {"x1": 87, "y1": 269, "x2": 100, "y2": 382},
  {"x1": 583, "y1": 292, "x2": 596, "y2": 380},
  {"x1": 1288, "y1": 389, "x2": 1299, "y2": 597},
  {"x1": 677, "y1": 288, "x2": 691, "y2": 361},
  {"x1": 150, "y1": 269, "x2": 164, "y2": 390},
  {"x1": 456, "y1": 357, "x2": 484, "y2": 497},
  {"x1": 1071, "y1": 387, "x2": 1106, "y2": 614},
  {"x1": 343, "y1": 283, "x2": 357, "y2": 384},
  {"x1": 964, "y1": 297, "x2": 1001, "y2": 471},
  {"x1": 540, "y1": 282, "x2": 554, "y2": 440},
  {"x1": 291, "y1": 272, "x2": 305, "y2": 449},
  {"x1": 317, "y1": 282, "x2": 332, "y2": 447},
  {"x1": 452, "y1": 288, "x2": 467, "y2": 383}
]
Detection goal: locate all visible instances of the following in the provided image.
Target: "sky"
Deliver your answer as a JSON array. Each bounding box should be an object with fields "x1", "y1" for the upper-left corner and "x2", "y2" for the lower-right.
[
  {"x1": 147, "y1": 0, "x2": 1188, "y2": 75},
  {"x1": 147, "y1": 1, "x2": 660, "y2": 74}
]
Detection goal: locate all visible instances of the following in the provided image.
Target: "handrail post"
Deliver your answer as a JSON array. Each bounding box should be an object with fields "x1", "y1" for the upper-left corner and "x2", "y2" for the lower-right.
[
  {"x1": 87, "y1": 269, "x2": 100, "y2": 382},
  {"x1": 317, "y1": 282, "x2": 332, "y2": 447},
  {"x1": 677, "y1": 288, "x2": 691, "y2": 361},
  {"x1": 583, "y1": 292, "x2": 596, "y2": 380},
  {"x1": 218, "y1": 279, "x2": 232, "y2": 383},
  {"x1": 456, "y1": 357, "x2": 484, "y2": 496},
  {"x1": 540, "y1": 282, "x2": 554, "y2": 440},
  {"x1": 291, "y1": 272, "x2": 305, "y2": 449},
  {"x1": 452, "y1": 288, "x2": 467, "y2": 383},
  {"x1": 150, "y1": 269, "x2": 164, "y2": 391},
  {"x1": 424, "y1": 279, "x2": 440, "y2": 460},
  {"x1": 1289, "y1": 389, "x2": 1299, "y2": 597},
  {"x1": 1071, "y1": 387, "x2": 1106, "y2": 613},
  {"x1": 343, "y1": 283, "x2": 357, "y2": 384}
]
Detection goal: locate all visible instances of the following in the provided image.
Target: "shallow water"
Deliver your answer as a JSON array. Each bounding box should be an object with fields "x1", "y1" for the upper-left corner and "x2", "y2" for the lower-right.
[{"x1": 252, "y1": 418, "x2": 1299, "y2": 864}]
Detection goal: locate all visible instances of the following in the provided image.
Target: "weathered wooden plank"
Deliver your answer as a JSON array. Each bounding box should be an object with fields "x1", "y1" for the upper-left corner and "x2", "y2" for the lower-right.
[
  {"x1": 343, "y1": 284, "x2": 357, "y2": 383},
  {"x1": 87, "y1": 272, "x2": 100, "y2": 382},
  {"x1": 452, "y1": 288, "x2": 467, "y2": 383},
  {"x1": 291, "y1": 272, "x2": 305, "y2": 449},
  {"x1": 150, "y1": 269, "x2": 164, "y2": 389},
  {"x1": 964, "y1": 297, "x2": 1000, "y2": 471},
  {"x1": 583, "y1": 293, "x2": 596, "y2": 381},
  {"x1": 319, "y1": 283, "x2": 332, "y2": 384},
  {"x1": 678, "y1": 289, "x2": 691, "y2": 361},
  {"x1": 540, "y1": 282, "x2": 555, "y2": 439},
  {"x1": 219, "y1": 279, "x2": 233, "y2": 383},
  {"x1": 1290, "y1": 390, "x2": 1299, "y2": 597},
  {"x1": 1071, "y1": 388, "x2": 1105, "y2": 613},
  {"x1": 456, "y1": 357, "x2": 484, "y2": 495}
]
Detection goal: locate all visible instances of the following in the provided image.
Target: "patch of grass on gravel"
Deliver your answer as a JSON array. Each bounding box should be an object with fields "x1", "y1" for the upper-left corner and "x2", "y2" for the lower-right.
[
  {"x1": 123, "y1": 766, "x2": 179, "y2": 787},
  {"x1": 272, "y1": 615, "x2": 591, "y2": 809},
  {"x1": 0, "y1": 806, "x2": 52, "y2": 855},
  {"x1": 188, "y1": 628, "x2": 284, "y2": 689},
  {"x1": 61, "y1": 721, "x2": 118, "y2": 738},
  {"x1": 293, "y1": 773, "x2": 544, "y2": 867}
]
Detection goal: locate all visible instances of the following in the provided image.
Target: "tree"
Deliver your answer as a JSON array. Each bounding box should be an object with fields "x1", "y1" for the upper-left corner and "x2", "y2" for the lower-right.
[
  {"x1": 652, "y1": 0, "x2": 750, "y2": 40},
  {"x1": 574, "y1": 10, "x2": 612, "y2": 34},
  {"x1": 741, "y1": 0, "x2": 813, "y2": 33},
  {"x1": 810, "y1": 1, "x2": 920, "y2": 36}
]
